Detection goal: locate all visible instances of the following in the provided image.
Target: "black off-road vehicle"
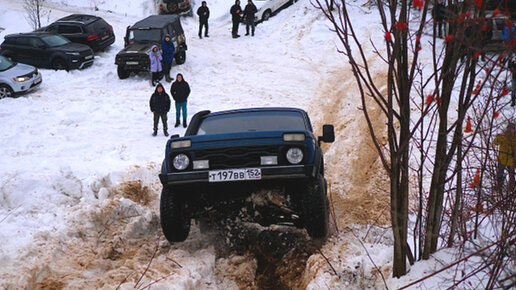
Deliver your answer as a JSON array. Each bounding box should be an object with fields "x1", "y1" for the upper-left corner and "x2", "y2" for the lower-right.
[
  {"x1": 159, "y1": 108, "x2": 335, "y2": 242},
  {"x1": 158, "y1": 0, "x2": 193, "y2": 16},
  {"x1": 114, "y1": 15, "x2": 187, "y2": 79}
]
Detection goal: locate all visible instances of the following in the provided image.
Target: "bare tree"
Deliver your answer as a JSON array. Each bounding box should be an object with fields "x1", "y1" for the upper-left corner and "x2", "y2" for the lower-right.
[{"x1": 24, "y1": 0, "x2": 45, "y2": 30}]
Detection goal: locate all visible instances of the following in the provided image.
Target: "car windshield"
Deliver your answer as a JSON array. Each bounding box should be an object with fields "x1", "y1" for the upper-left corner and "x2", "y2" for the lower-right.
[
  {"x1": 129, "y1": 29, "x2": 162, "y2": 43},
  {"x1": 0, "y1": 56, "x2": 16, "y2": 71},
  {"x1": 196, "y1": 111, "x2": 307, "y2": 135},
  {"x1": 41, "y1": 35, "x2": 70, "y2": 47}
]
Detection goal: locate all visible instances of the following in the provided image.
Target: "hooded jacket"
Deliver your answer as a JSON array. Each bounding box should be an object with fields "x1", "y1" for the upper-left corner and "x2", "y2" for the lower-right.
[
  {"x1": 197, "y1": 5, "x2": 210, "y2": 22},
  {"x1": 161, "y1": 35, "x2": 176, "y2": 64},
  {"x1": 170, "y1": 73, "x2": 191, "y2": 103},
  {"x1": 230, "y1": 1, "x2": 242, "y2": 21},
  {"x1": 150, "y1": 83, "x2": 171, "y2": 113},
  {"x1": 148, "y1": 45, "x2": 162, "y2": 72},
  {"x1": 244, "y1": 2, "x2": 257, "y2": 20}
]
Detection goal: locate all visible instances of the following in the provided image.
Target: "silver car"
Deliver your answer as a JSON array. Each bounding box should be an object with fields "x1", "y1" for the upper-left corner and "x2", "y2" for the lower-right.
[{"x1": 0, "y1": 55, "x2": 42, "y2": 99}]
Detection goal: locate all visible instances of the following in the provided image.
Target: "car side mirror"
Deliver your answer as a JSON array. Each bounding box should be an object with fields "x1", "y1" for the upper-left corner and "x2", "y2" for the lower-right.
[
  {"x1": 170, "y1": 134, "x2": 180, "y2": 139},
  {"x1": 124, "y1": 26, "x2": 130, "y2": 46},
  {"x1": 318, "y1": 124, "x2": 335, "y2": 144}
]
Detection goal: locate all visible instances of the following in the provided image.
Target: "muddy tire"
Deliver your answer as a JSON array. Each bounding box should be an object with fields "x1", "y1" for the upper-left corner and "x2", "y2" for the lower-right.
[
  {"x1": 302, "y1": 176, "x2": 329, "y2": 239},
  {"x1": 117, "y1": 65, "x2": 130, "y2": 79},
  {"x1": 160, "y1": 186, "x2": 191, "y2": 242},
  {"x1": 175, "y1": 51, "x2": 186, "y2": 65}
]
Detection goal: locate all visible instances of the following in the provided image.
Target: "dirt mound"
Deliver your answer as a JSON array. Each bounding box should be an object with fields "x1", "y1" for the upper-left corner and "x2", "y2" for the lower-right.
[{"x1": 114, "y1": 180, "x2": 155, "y2": 206}]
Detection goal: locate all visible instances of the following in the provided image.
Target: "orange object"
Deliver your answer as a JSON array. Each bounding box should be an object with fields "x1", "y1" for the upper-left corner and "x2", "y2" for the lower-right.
[
  {"x1": 464, "y1": 116, "x2": 473, "y2": 133},
  {"x1": 470, "y1": 169, "x2": 481, "y2": 188}
]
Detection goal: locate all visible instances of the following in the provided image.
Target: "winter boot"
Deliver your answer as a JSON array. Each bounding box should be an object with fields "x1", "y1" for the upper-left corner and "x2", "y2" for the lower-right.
[
  {"x1": 175, "y1": 120, "x2": 180, "y2": 128},
  {"x1": 152, "y1": 129, "x2": 157, "y2": 136},
  {"x1": 183, "y1": 121, "x2": 187, "y2": 128},
  {"x1": 164, "y1": 128, "x2": 169, "y2": 137},
  {"x1": 165, "y1": 75, "x2": 171, "y2": 82}
]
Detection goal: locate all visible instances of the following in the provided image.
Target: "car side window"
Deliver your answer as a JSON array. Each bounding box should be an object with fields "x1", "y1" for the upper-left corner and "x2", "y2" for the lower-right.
[
  {"x1": 29, "y1": 38, "x2": 45, "y2": 48},
  {"x1": 46, "y1": 25, "x2": 58, "y2": 33},
  {"x1": 58, "y1": 25, "x2": 83, "y2": 34},
  {"x1": 15, "y1": 37, "x2": 31, "y2": 46}
]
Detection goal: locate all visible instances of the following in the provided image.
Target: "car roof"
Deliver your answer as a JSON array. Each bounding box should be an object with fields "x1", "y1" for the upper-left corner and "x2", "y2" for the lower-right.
[
  {"x1": 5, "y1": 31, "x2": 56, "y2": 38},
  {"x1": 55, "y1": 14, "x2": 100, "y2": 25},
  {"x1": 130, "y1": 15, "x2": 181, "y2": 29},
  {"x1": 205, "y1": 107, "x2": 308, "y2": 118}
]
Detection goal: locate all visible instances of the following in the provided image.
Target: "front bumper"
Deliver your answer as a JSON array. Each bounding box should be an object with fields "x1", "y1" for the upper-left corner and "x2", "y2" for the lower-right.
[
  {"x1": 11, "y1": 72, "x2": 42, "y2": 93},
  {"x1": 70, "y1": 54, "x2": 94, "y2": 70},
  {"x1": 160, "y1": 165, "x2": 314, "y2": 185}
]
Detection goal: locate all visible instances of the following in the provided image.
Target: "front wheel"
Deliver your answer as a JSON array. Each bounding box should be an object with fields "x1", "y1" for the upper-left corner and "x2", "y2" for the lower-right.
[
  {"x1": 175, "y1": 51, "x2": 186, "y2": 65},
  {"x1": 160, "y1": 186, "x2": 191, "y2": 242},
  {"x1": 117, "y1": 65, "x2": 130, "y2": 79},
  {"x1": 0, "y1": 84, "x2": 14, "y2": 99},
  {"x1": 302, "y1": 176, "x2": 329, "y2": 239},
  {"x1": 52, "y1": 58, "x2": 68, "y2": 71},
  {"x1": 262, "y1": 10, "x2": 272, "y2": 21}
]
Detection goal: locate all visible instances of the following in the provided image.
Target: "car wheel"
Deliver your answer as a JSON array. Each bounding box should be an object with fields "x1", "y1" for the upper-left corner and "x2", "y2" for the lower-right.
[
  {"x1": 52, "y1": 58, "x2": 68, "y2": 71},
  {"x1": 0, "y1": 85, "x2": 14, "y2": 99},
  {"x1": 160, "y1": 186, "x2": 191, "y2": 242},
  {"x1": 263, "y1": 9, "x2": 272, "y2": 21},
  {"x1": 175, "y1": 51, "x2": 186, "y2": 65},
  {"x1": 117, "y1": 65, "x2": 130, "y2": 79},
  {"x1": 302, "y1": 175, "x2": 329, "y2": 240}
]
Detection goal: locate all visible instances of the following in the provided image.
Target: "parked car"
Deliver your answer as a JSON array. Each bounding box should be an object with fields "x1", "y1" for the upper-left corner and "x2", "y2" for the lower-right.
[
  {"x1": 0, "y1": 55, "x2": 42, "y2": 99},
  {"x1": 0, "y1": 32, "x2": 94, "y2": 71},
  {"x1": 39, "y1": 14, "x2": 115, "y2": 52},
  {"x1": 249, "y1": 0, "x2": 297, "y2": 23},
  {"x1": 158, "y1": 0, "x2": 193, "y2": 16},
  {"x1": 158, "y1": 107, "x2": 335, "y2": 242},
  {"x1": 115, "y1": 15, "x2": 187, "y2": 79}
]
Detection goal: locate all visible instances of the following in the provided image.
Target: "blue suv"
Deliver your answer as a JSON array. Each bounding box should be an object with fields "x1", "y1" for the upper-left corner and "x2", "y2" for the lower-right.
[{"x1": 159, "y1": 108, "x2": 335, "y2": 242}]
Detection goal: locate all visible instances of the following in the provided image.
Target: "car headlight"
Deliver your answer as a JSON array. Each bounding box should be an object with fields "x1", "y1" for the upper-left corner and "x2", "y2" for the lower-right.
[
  {"x1": 286, "y1": 148, "x2": 303, "y2": 164},
  {"x1": 283, "y1": 133, "x2": 305, "y2": 142},
  {"x1": 13, "y1": 76, "x2": 30, "y2": 82},
  {"x1": 173, "y1": 154, "x2": 190, "y2": 170},
  {"x1": 65, "y1": 52, "x2": 80, "y2": 56},
  {"x1": 170, "y1": 140, "x2": 191, "y2": 149}
]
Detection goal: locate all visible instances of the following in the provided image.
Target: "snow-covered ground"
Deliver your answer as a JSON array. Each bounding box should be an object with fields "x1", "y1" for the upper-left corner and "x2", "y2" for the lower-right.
[{"x1": 2, "y1": 0, "x2": 505, "y2": 288}]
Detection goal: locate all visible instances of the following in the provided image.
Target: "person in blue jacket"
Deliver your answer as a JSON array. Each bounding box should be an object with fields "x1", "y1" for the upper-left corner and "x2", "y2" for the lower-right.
[{"x1": 161, "y1": 34, "x2": 175, "y2": 82}]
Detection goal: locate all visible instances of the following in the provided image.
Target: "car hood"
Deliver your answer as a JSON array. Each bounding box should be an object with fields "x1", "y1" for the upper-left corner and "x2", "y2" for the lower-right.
[
  {"x1": 119, "y1": 43, "x2": 155, "y2": 55},
  {"x1": 54, "y1": 42, "x2": 92, "y2": 53},
  {"x1": 0, "y1": 62, "x2": 36, "y2": 77}
]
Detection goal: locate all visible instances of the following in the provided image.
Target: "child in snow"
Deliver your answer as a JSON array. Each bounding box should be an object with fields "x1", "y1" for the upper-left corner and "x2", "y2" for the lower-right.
[{"x1": 149, "y1": 45, "x2": 163, "y2": 86}]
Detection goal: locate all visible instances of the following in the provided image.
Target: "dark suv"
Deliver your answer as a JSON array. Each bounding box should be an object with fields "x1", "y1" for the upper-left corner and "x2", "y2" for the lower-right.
[
  {"x1": 158, "y1": 0, "x2": 193, "y2": 16},
  {"x1": 39, "y1": 14, "x2": 115, "y2": 52},
  {"x1": 159, "y1": 108, "x2": 335, "y2": 242},
  {"x1": 115, "y1": 15, "x2": 187, "y2": 79},
  {"x1": 0, "y1": 32, "x2": 94, "y2": 70}
]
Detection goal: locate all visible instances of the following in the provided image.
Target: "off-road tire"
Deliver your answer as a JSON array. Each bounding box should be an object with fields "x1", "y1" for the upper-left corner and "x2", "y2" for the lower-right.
[
  {"x1": 160, "y1": 186, "x2": 191, "y2": 242},
  {"x1": 175, "y1": 51, "x2": 186, "y2": 65},
  {"x1": 0, "y1": 84, "x2": 14, "y2": 99},
  {"x1": 302, "y1": 176, "x2": 329, "y2": 239},
  {"x1": 52, "y1": 58, "x2": 68, "y2": 71},
  {"x1": 117, "y1": 65, "x2": 130, "y2": 79}
]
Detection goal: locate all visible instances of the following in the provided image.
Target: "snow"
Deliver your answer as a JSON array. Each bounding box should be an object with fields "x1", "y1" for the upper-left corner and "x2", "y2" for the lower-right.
[{"x1": 1, "y1": 0, "x2": 506, "y2": 288}]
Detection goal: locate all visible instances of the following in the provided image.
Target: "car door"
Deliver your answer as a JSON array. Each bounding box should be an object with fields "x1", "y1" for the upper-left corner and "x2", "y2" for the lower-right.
[
  {"x1": 28, "y1": 37, "x2": 51, "y2": 67},
  {"x1": 57, "y1": 24, "x2": 84, "y2": 43},
  {"x1": 12, "y1": 37, "x2": 34, "y2": 65}
]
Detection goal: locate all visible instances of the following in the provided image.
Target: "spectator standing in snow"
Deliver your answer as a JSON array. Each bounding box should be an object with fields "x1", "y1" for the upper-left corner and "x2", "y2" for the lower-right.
[
  {"x1": 161, "y1": 34, "x2": 175, "y2": 82},
  {"x1": 148, "y1": 45, "x2": 163, "y2": 86},
  {"x1": 197, "y1": 1, "x2": 210, "y2": 39},
  {"x1": 494, "y1": 122, "x2": 516, "y2": 193},
  {"x1": 230, "y1": 0, "x2": 242, "y2": 38},
  {"x1": 170, "y1": 73, "x2": 191, "y2": 128},
  {"x1": 244, "y1": 0, "x2": 257, "y2": 36},
  {"x1": 149, "y1": 83, "x2": 171, "y2": 136},
  {"x1": 432, "y1": 0, "x2": 446, "y2": 38}
]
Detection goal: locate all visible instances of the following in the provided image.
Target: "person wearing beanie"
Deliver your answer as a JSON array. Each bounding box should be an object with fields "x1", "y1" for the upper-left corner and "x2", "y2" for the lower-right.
[
  {"x1": 170, "y1": 73, "x2": 191, "y2": 128},
  {"x1": 161, "y1": 34, "x2": 175, "y2": 82},
  {"x1": 197, "y1": 1, "x2": 210, "y2": 39}
]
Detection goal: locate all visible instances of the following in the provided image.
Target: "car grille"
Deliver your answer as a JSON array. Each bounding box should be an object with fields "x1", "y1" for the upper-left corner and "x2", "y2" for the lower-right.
[{"x1": 192, "y1": 145, "x2": 279, "y2": 170}]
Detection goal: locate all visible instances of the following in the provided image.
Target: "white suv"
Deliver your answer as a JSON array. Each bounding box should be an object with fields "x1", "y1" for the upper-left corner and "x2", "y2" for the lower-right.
[
  {"x1": 253, "y1": 0, "x2": 296, "y2": 22},
  {"x1": 0, "y1": 56, "x2": 42, "y2": 99}
]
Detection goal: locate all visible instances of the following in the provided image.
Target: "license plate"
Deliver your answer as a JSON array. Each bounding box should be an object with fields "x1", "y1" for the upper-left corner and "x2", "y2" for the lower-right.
[
  {"x1": 209, "y1": 168, "x2": 261, "y2": 182},
  {"x1": 101, "y1": 34, "x2": 109, "y2": 40},
  {"x1": 126, "y1": 61, "x2": 139, "y2": 65},
  {"x1": 85, "y1": 55, "x2": 93, "y2": 60}
]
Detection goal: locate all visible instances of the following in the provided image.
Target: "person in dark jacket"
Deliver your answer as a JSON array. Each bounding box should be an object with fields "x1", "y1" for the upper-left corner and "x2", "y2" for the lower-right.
[
  {"x1": 170, "y1": 73, "x2": 191, "y2": 128},
  {"x1": 230, "y1": 0, "x2": 242, "y2": 39},
  {"x1": 161, "y1": 34, "x2": 175, "y2": 82},
  {"x1": 432, "y1": 0, "x2": 446, "y2": 38},
  {"x1": 197, "y1": 1, "x2": 210, "y2": 39},
  {"x1": 149, "y1": 83, "x2": 171, "y2": 136},
  {"x1": 244, "y1": 0, "x2": 257, "y2": 36},
  {"x1": 511, "y1": 59, "x2": 516, "y2": 107}
]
